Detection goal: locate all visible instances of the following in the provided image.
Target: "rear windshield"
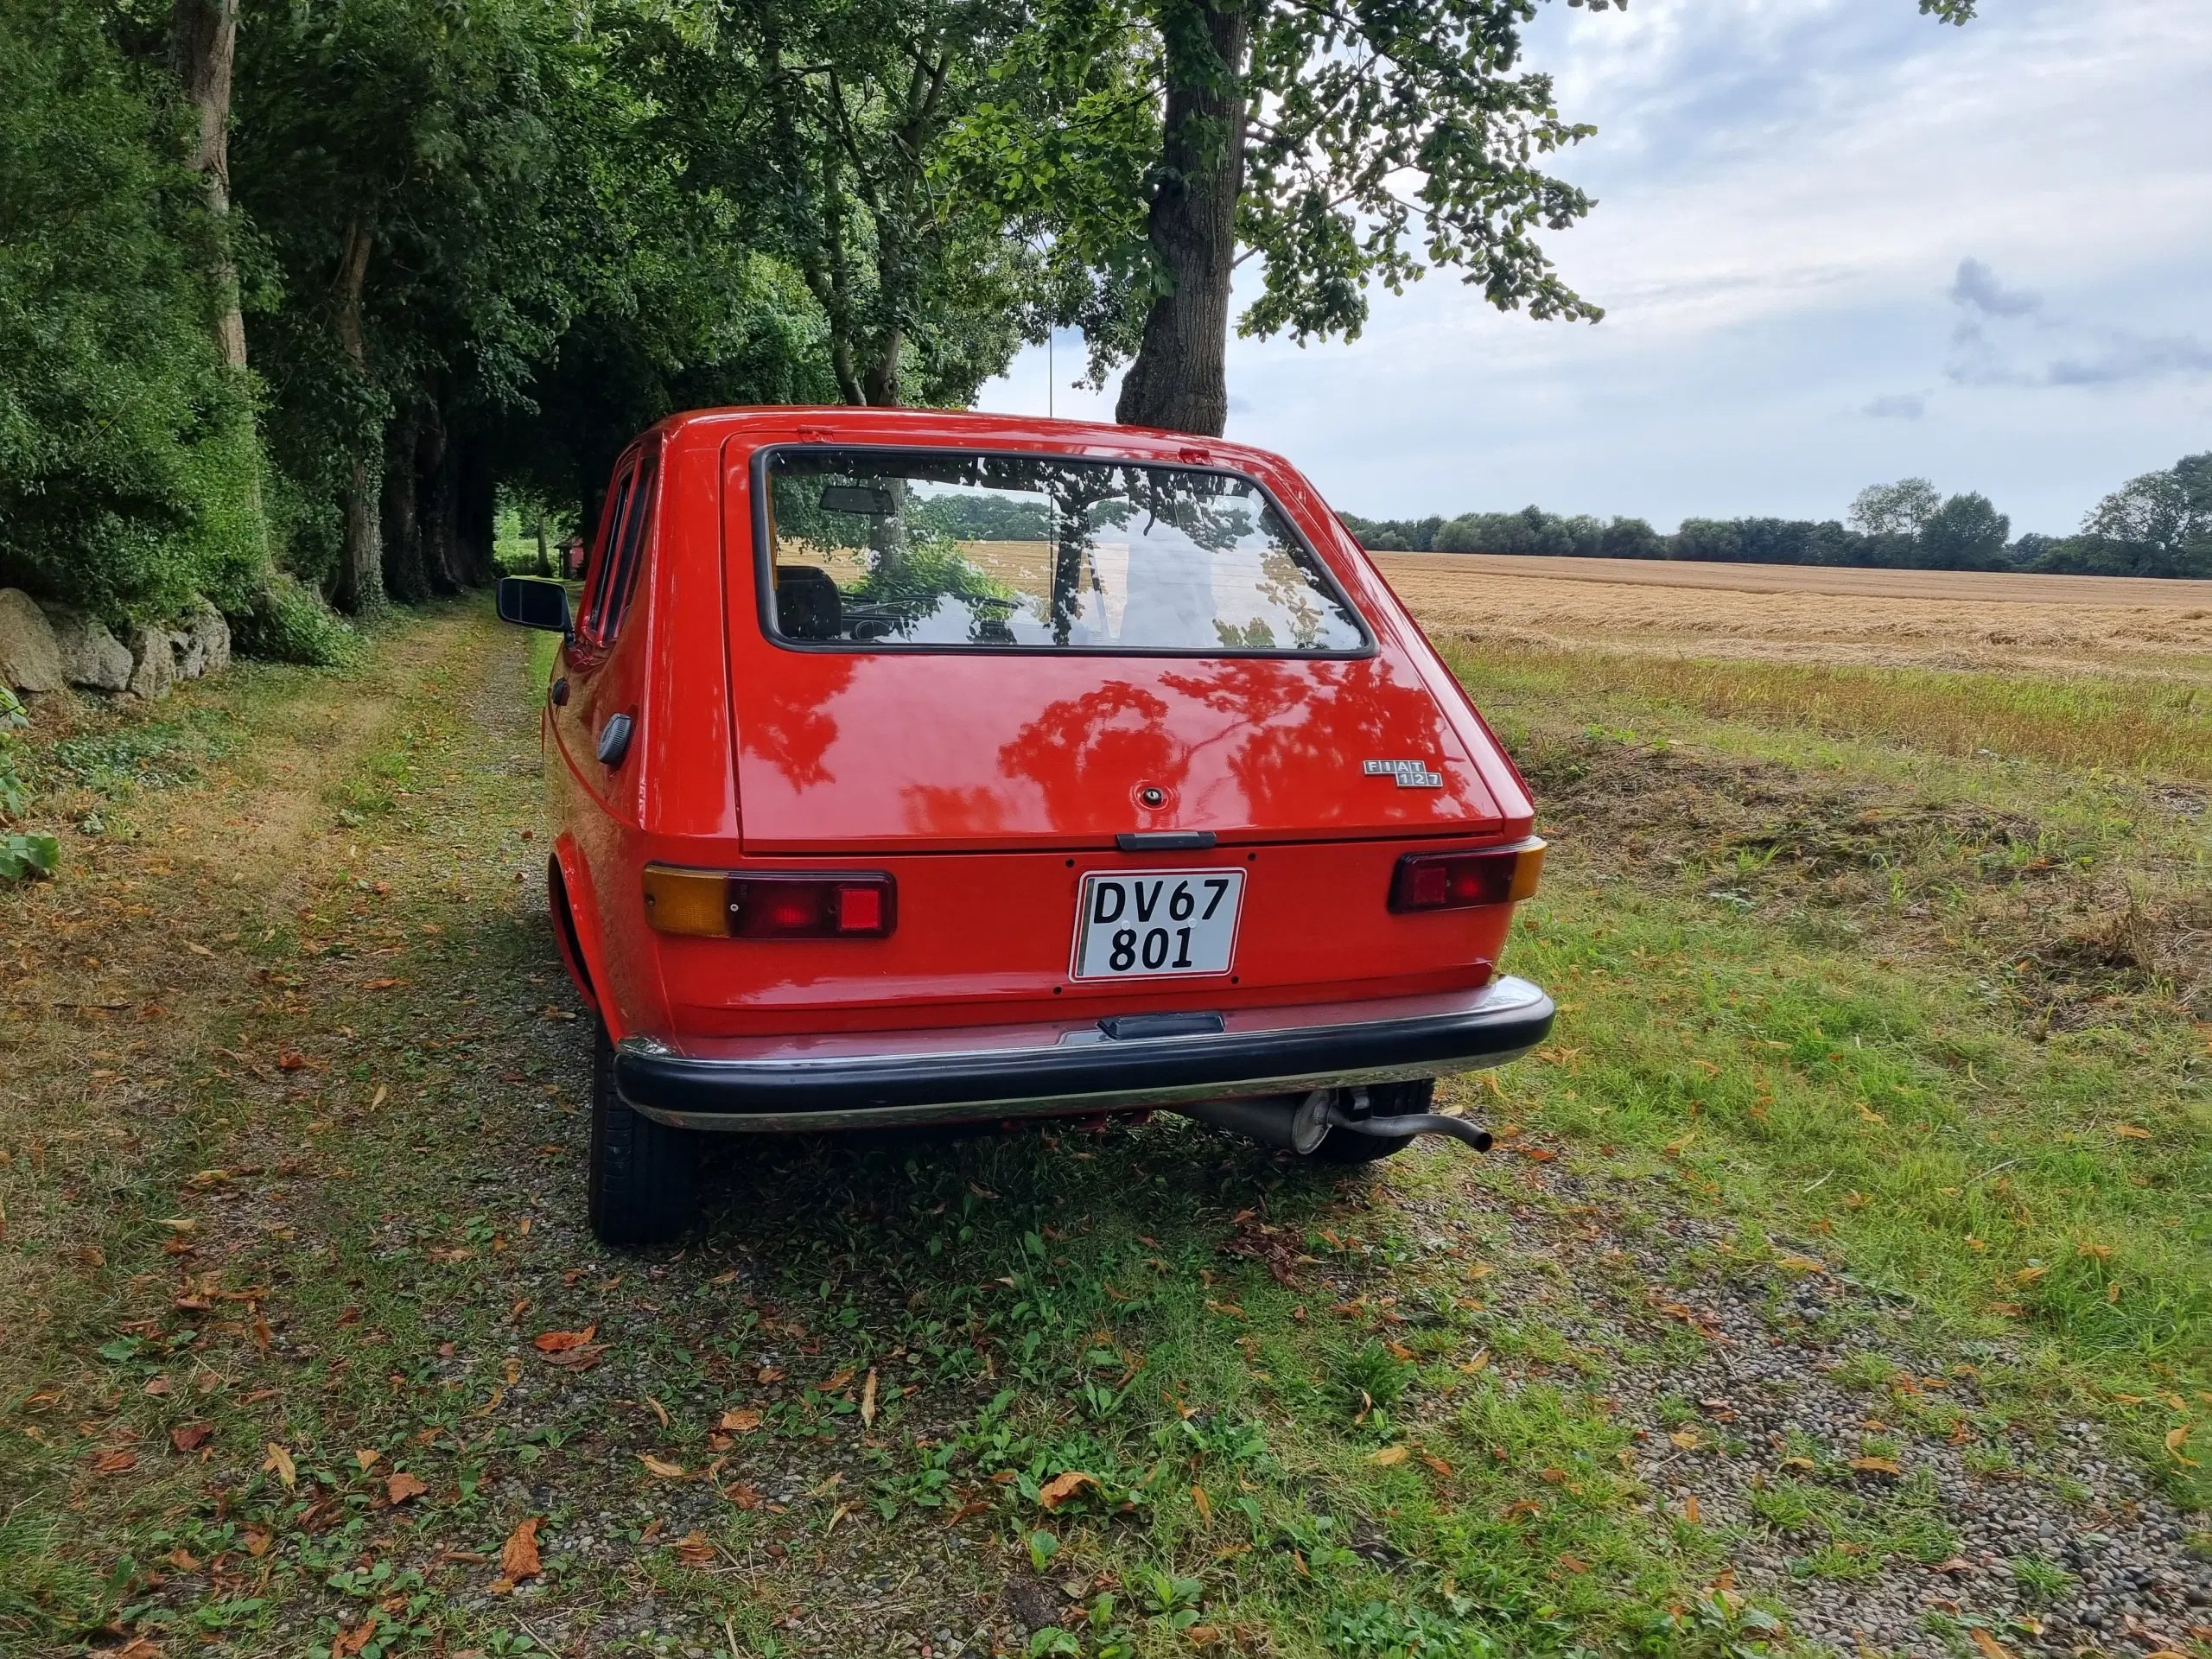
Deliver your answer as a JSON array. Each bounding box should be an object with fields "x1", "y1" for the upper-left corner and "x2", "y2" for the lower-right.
[{"x1": 759, "y1": 448, "x2": 1368, "y2": 654}]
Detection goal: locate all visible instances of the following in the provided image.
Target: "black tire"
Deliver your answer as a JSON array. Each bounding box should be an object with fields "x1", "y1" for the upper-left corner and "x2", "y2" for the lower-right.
[
  {"x1": 1303, "y1": 1079, "x2": 1436, "y2": 1166},
  {"x1": 588, "y1": 1019, "x2": 695, "y2": 1246}
]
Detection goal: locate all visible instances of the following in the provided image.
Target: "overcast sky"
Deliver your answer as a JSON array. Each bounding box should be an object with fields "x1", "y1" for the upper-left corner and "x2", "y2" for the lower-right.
[{"x1": 974, "y1": 0, "x2": 2212, "y2": 537}]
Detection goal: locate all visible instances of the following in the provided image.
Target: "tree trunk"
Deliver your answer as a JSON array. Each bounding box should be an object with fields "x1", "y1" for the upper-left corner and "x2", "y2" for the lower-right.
[
  {"x1": 331, "y1": 215, "x2": 384, "y2": 613},
  {"x1": 417, "y1": 401, "x2": 466, "y2": 595},
  {"x1": 535, "y1": 517, "x2": 550, "y2": 577},
  {"x1": 171, "y1": 0, "x2": 247, "y2": 372},
  {"x1": 862, "y1": 324, "x2": 903, "y2": 409},
  {"x1": 380, "y1": 406, "x2": 429, "y2": 603},
  {"x1": 1115, "y1": 1, "x2": 1252, "y2": 437},
  {"x1": 454, "y1": 435, "x2": 497, "y2": 587}
]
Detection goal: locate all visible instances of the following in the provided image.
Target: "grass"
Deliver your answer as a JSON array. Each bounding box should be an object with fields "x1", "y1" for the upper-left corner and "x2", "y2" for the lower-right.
[
  {"x1": 1444, "y1": 641, "x2": 2212, "y2": 779},
  {"x1": 0, "y1": 611, "x2": 2204, "y2": 1657}
]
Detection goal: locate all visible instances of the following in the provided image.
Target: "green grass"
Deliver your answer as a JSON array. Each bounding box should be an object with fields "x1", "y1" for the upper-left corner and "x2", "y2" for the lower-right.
[{"x1": 3, "y1": 613, "x2": 2206, "y2": 1658}]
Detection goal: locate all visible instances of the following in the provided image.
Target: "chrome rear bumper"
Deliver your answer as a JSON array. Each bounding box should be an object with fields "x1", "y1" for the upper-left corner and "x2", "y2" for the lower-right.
[{"x1": 613, "y1": 976, "x2": 1553, "y2": 1132}]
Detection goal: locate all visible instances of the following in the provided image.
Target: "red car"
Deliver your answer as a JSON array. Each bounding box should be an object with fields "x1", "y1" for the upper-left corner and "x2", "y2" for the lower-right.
[{"x1": 498, "y1": 408, "x2": 1552, "y2": 1243}]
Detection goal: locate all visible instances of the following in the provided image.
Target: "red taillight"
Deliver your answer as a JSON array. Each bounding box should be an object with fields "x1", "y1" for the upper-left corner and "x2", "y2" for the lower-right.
[
  {"x1": 644, "y1": 865, "x2": 895, "y2": 938},
  {"x1": 1389, "y1": 839, "x2": 1544, "y2": 913}
]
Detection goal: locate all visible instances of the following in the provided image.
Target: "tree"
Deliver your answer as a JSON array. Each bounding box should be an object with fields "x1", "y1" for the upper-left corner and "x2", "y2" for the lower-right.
[
  {"x1": 1917, "y1": 491, "x2": 2009, "y2": 569},
  {"x1": 1848, "y1": 477, "x2": 1942, "y2": 537},
  {"x1": 636, "y1": 0, "x2": 1039, "y2": 411}
]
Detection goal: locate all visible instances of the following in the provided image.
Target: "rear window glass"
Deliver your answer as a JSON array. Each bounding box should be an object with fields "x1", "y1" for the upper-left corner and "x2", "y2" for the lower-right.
[{"x1": 759, "y1": 448, "x2": 1367, "y2": 654}]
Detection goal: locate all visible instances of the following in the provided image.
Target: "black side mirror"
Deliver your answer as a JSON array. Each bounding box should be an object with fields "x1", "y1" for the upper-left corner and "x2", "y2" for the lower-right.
[{"x1": 498, "y1": 575, "x2": 571, "y2": 633}]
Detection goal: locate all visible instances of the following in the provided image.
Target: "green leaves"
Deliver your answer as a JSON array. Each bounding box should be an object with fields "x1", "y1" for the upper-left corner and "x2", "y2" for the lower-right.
[{"x1": 0, "y1": 830, "x2": 54, "y2": 881}]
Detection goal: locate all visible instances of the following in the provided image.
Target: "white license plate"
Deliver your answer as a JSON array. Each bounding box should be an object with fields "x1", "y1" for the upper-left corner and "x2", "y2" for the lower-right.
[{"x1": 1071, "y1": 868, "x2": 1245, "y2": 981}]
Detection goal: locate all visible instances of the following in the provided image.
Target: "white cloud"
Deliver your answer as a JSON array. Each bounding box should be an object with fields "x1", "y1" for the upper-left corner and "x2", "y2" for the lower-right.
[{"x1": 977, "y1": 0, "x2": 2212, "y2": 534}]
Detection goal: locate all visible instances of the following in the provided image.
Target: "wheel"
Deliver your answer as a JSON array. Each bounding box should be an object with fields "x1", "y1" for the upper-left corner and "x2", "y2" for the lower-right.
[
  {"x1": 588, "y1": 1018, "x2": 695, "y2": 1245},
  {"x1": 1302, "y1": 1079, "x2": 1436, "y2": 1165}
]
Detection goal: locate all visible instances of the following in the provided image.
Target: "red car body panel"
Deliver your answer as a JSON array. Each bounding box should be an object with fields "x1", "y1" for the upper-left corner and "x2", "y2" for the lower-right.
[{"x1": 539, "y1": 407, "x2": 1535, "y2": 1049}]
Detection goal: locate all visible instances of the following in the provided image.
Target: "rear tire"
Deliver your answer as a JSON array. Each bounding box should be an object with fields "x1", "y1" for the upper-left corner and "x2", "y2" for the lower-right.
[
  {"x1": 588, "y1": 1019, "x2": 695, "y2": 1246},
  {"x1": 1303, "y1": 1079, "x2": 1436, "y2": 1165}
]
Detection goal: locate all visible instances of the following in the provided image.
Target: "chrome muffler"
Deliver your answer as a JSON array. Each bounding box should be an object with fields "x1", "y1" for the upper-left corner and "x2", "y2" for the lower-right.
[{"x1": 1171, "y1": 1088, "x2": 1493, "y2": 1155}]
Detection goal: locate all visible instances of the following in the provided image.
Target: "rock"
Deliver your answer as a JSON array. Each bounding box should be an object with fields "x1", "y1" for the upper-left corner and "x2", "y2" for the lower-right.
[
  {"x1": 174, "y1": 623, "x2": 206, "y2": 681},
  {"x1": 48, "y1": 608, "x2": 133, "y2": 691},
  {"x1": 182, "y1": 596, "x2": 231, "y2": 677},
  {"x1": 127, "y1": 626, "x2": 175, "y2": 701},
  {"x1": 0, "y1": 588, "x2": 65, "y2": 692}
]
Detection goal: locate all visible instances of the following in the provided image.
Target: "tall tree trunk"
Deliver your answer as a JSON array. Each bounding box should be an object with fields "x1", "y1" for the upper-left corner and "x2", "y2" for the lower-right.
[
  {"x1": 380, "y1": 406, "x2": 428, "y2": 603},
  {"x1": 331, "y1": 215, "x2": 384, "y2": 613},
  {"x1": 535, "y1": 516, "x2": 550, "y2": 577},
  {"x1": 417, "y1": 400, "x2": 466, "y2": 595},
  {"x1": 454, "y1": 435, "x2": 497, "y2": 588},
  {"x1": 171, "y1": 0, "x2": 247, "y2": 372},
  {"x1": 862, "y1": 324, "x2": 903, "y2": 408},
  {"x1": 1115, "y1": 1, "x2": 1252, "y2": 437}
]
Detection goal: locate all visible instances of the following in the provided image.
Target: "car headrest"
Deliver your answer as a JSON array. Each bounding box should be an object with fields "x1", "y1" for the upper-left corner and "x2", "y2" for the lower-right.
[{"x1": 773, "y1": 564, "x2": 842, "y2": 639}]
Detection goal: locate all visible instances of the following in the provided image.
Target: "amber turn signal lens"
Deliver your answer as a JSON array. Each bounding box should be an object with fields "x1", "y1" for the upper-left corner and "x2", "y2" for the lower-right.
[
  {"x1": 1389, "y1": 838, "x2": 1544, "y2": 913},
  {"x1": 642, "y1": 866, "x2": 897, "y2": 939},
  {"x1": 642, "y1": 864, "x2": 731, "y2": 937}
]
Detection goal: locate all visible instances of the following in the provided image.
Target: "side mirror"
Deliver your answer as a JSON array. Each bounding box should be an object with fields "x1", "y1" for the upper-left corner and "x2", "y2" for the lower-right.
[{"x1": 498, "y1": 575, "x2": 571, "y2": 633}]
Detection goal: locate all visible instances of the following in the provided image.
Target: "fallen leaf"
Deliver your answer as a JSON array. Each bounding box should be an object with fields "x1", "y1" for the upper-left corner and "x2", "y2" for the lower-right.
[
  {"x1": 92, "y1": 1448, "x2": 137, "y2": 1474},
  {"x1": 1421, "y1": 1455, "x2": 1453, "y2": 1478},
  {"x1": 1538, "y1": 1466, "x2": 1568, "y2": 1484},
  {"x1": 1683, "y1": 1495, "x2": 1702, "y2": 1523},
  {"x1": 1038, "y1": 1471, "x2": 1098, "y2": 1510},
  {"x1": 1190, "y1": 1485, "x2": 1212, "y2": 1523},
  {"x1": 1776, "y1": 1254, "x2": 1824, "y2": 1274},
  {"x1": 166, "y1": 1548, "x2": 200, "y2": 1572},
  {"x1": 1967, "y1": 1628, "x2": 2015, "y2": 1659},
  {"x1": 332, "y1": 1615, "x2": 378, "y2": 1658},
  {"x1": 2165, "y1": 1425, "x2": 2198, "y2": 1467},
  {"x1": 1368, "y1": 1446, "x2": 1409, "y2": 1466},
  {"x1": 2112, "y1": 1123, "x2": 2152, "y2": 1139},
  {"x1": 722, "y1": 1480, "x2": 763, "y2": 1510},
  {"x1": 1500, "y1": 1499, "x2": 1542, "y2": 1520},
  {"x1": 499, "y1": 1516, "x2": 541, "y2": 1581},
  {"x1": 541, "y1": 1343, "x2": 604, "y2": 1370},
  {"x1": 1557, "y1": 1553, "x2": 1589, "y2": 1572},
  {"x1": 1932, "y1": 1556, "x2": 1974, "y2": 1574},
  {"x1": 639, "y1": 1454, "x2": 688, "y2": 1479},
  {"x1": 719, "y1": 1408, "x2": 763, "y2": 1433},
  {"x1": 245, "y1": 1524, "x2": 273, "y2": 1556},
  {"x1": 756, "y1": 1366, "x2": 785, "y2": 1384},
  {"x1": 1848, "y1": 1456, "x2": 1902, "y2": 1476},
  {"x1": 860, "y1": 1368, "x2": 878, "y2": 1428},
  {"x1": 674, "y1": 1529, "x2": 716, "y2": 1567},
  {"x1": 169, "y1": 1422, "x2": 213, "y2": 1453},
  {"x1": 385, "y1": 1471, "x2": 429, "y2": 1503},
  {"x1": 1459, "y1": 1350, "x2": 1491, "y2": 1374},
  {"x1": 2013, "y1": 1264, "x2": 2049, "y2": 1285},
  {"x1": 1669, "y1": 1429, "x2": 1700, "y2": 1450},
  {"x1": 264, "y1": 1442, "x2": 296, "y2": 1490},
  {"x1": 532, "y1": 1325, "x2": 597, "y2": 1352}
]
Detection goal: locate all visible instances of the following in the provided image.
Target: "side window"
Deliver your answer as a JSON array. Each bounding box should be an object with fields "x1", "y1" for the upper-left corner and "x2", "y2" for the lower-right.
[
  {"x1": 596, "y1": 457, "x2": 659, "y2": 642},
  {"x1": 580, "y1": 466, "x2": 637, "y2": 642}
]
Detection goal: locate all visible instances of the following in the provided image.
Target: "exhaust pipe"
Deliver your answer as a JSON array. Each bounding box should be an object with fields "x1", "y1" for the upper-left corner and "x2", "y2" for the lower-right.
[{"x1": 1171, "y1": 1089, "x2": 1493, "y2": 1155}]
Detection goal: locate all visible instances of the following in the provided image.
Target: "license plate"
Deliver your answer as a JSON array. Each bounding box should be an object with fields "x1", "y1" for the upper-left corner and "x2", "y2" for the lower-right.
[{"x1": 1071, "y1": 868, "x2": 1245, "y2": 981}]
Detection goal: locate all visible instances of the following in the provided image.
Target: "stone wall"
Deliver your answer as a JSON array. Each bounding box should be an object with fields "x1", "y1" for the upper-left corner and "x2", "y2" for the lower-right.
[{"x1": 0, "y1": 588, "x2": 231, "y2": 701}]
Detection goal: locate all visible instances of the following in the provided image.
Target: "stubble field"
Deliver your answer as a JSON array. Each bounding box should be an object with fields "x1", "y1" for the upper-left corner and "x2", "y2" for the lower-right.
[{"x1": 1, "y1": 556, "x2": 2206, "y2": 1659}]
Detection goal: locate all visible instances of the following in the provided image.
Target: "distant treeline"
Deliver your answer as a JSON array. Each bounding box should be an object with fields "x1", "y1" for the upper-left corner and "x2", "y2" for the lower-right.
[{"x1": 1341, "y1": 452, "x2": 2212, "y2": 579}]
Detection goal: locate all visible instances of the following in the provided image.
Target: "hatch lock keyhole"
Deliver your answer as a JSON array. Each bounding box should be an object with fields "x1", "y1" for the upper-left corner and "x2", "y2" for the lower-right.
[{"x1": 1138, "y1": 786, "x2": 1166, "y2": 808}]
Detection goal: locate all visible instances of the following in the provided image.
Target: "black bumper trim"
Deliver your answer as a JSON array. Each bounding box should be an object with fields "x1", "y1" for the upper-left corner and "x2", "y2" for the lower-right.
[{"x1": 612, "y1": 978, "x2": 1553, "y2": 1128}]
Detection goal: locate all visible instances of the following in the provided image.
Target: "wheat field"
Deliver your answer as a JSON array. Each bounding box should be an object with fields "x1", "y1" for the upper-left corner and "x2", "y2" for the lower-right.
[{"x1": 1372, "y1": 550, "x2": 2212, "y2": 680}]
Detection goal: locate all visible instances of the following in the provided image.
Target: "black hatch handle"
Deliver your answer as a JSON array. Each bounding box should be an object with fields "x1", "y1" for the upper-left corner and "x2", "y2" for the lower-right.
[
  {"x1": 1097, "y1": 1011, "x2": 1226, "y2": 1041},
  {"x1": 1115, "y1": 830, "x2": 1217, "y2": 853}
]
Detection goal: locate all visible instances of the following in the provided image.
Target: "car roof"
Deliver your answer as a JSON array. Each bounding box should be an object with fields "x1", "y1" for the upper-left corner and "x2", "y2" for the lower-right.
[{"x1": 649, "y1": 405, "x2": 1299, "y2": 478}]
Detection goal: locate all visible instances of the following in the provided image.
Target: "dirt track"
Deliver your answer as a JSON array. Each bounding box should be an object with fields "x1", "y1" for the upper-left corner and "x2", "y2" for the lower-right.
[{"x1": 1371, "y1": 553, "x2": 2212, "y2": 677}]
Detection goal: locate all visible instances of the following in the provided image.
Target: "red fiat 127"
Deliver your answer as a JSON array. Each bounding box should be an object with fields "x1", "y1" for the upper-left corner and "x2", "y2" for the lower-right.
[{"x1": 498, "y1": 408, "x2": 1553, "y2": 1243}]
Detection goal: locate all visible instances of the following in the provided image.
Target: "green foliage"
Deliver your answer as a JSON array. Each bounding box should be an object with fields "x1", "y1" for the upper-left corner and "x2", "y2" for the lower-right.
[
  {"x1": 0, "y1": 0, "x2": 264, "y2": 621},
  {"x1": 229, "y1": 572, "x2": 358, "y2": 667}
]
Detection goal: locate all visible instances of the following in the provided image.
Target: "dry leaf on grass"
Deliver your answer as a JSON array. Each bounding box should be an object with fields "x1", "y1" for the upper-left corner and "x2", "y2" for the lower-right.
[
  {"x1": 331, "y1": 1616, "x2": 378, "y2": 1658},
  {"x1": 1669, "y1": 1430, "x2": 1700, "y2": 1450},
  {"x1": 263, "y1": 1442, "x2": 296, "y2": 1489},
  {"x1": 385, "y1": 1471, "x2": 428, "y2": 1503},
  {"x1": 113, "y1": 1636, "x2": 164, "y2": 1658},
  {"x1": 1421, "y1": 1455, "x2": 1453, "y2": 1478},
  {"x1": 532, "y1": 1325, "x2": 596, "y2": 1352},
  {"x1": 674, "y1": 1530, "x2": 717, "y2": 1567},
  {"x1": 354, "y1": 1449, "x2": 380, "y2": 1470},
  {"x1": 639, "y1": 1454, "x2": 688, "y2": 1479},
  {"x1": 722, "y1": 1480, "x2": 764, "y2": 1510},
  {"x1": 2166, "y1": 1426, "x2": 2198, "y2": 1467},
  {"x1": 1190, "y1": 1485, "x2": 1212, "y2": 1523},
  {"x1": 1848, "y1": 1456, "x2": 1903, "y2": 1476},
  {"x1": 1967, "y1": 1629, "x2": 2015, "y2": 1659},
  {"x1": 1367, "y1": 1446, "x2": 1408, "y2": 1467},
  {"x1": 168, "y1": 1422, "x2": 213, "y2": 1453},
  {"x1": 1683, "y1": 1495, "x2": 1702, "y2": 1523},
  {"x1": 860, "y1": 1369, "x2": 878, "y2": 1428},
  {"x1": 2112, "y1": 1123, "x2": 2152, "y2": 1140},
  {"x1": 719, "y1": 1408, "x2": 762, "y2": 1433},
  {"x1": 498, "y1": 1516, "x2": 541, "y2": 1585},
  {"x1": 1037, "y1": 1471, "x2": 1097, "y2": 1510},
  {"x1": 92, "y1": 1448, "x2": 138, "y2": 1475},
  {"x1": 244, "y1": 1524, "x2": 273, "y2": 1557}
]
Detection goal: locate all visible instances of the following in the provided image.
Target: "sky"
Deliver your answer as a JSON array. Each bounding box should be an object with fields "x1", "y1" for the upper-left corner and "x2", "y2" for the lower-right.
[{"x1": 972, "y1": 0, "x2": 2212, "y2": 537}]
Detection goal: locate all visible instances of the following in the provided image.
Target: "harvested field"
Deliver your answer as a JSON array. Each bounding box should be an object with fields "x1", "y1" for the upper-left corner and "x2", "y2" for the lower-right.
[{"x1": 1372, "y1": 552, "x2": 2212, "y2": 678}]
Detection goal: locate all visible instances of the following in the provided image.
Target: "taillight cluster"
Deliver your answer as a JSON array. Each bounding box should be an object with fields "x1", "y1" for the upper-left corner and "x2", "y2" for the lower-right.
[
  {"x1": 1389, "y1": 838, "x2": 1544, "y2": 913},
  {"x1": 643, "y1": 865, "x2": 896, "y2": 939}
]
